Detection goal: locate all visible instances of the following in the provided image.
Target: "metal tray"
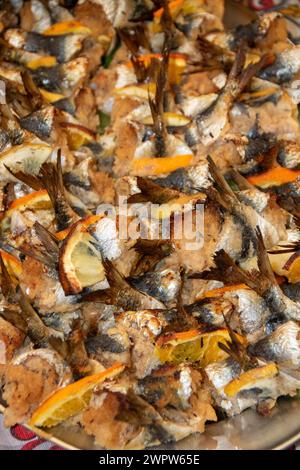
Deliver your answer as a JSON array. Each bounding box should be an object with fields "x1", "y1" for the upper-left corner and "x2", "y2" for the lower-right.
[
  {"x1": 1, "y1": 1, "x2": 300, "y2": 451},
  {"x1": 2, "y1": 397, "x2": 300, "y2": 450}
]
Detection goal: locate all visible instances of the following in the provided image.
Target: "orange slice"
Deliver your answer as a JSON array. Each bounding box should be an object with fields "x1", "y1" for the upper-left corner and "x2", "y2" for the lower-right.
[
  {"x1": 247, "y1": 167, "x2": 300, "y2": 188},
  {"x1": 132, "y1": 154, "x2": 193, "y2": 176},
  {"x1": 27, "y1": 56, "x2": 57, "y2": 70},
  {"x1": 141, "y1": 112, "x2": 190, "y2": 127},
  {"x1": 224, "y1": 363, "x2": 278, "y2": 397},
  {"x1": 154, "y1": 0, "x2": 204, "y2": 20},
  {"x1": 152, "y1": 193, "x2": 205, "y2": 219},
  {"x1": 155, "y1": 328, "x2": 244, "y2": 367},
  {"x1": 43, "y1": 21, "x2": 92, "y2": 36},
  {"x1": 0, "y1": 249, "x2": 22, "y2": 278},
  {"x1": 197, "y1": 284, "x2": 250, "y2": 300},
  {"x1": 269, "y1": 250, "x2": 300, "y2": 283},
  {"x1": 60, "y1": 122, "x2": 96, "y2": 151},
  {"x1": 55, "y1": 215, "x2": 104, "y2": 241},
  {"x1": 29, "y1": 363, "x2": 125, "y2": 428},
  {"x1": 239, "y1": 86, "x2": 279, "y2": 102},
  {"x1": 127, "y1": 54, "x2": 187, "y2": 85},
  {"x1": 1, "y1": 191, "x2": 51, "y2": 233},
  {"x1": 126, "y1": 53, "x2": 186, "y2": 67},
  {"x1": 59, "y1": 222, "x2": 105, "y2": 295},
  {"x1": 1, "y1": 190, "x2": 52, "y2": 233},
  {"x1": 154, "y1": 0, "x2": 184, "y2": 18},
  {"x1": 7, "y1": 190, "x2": 51, "y2": 213},
  {"x1": 114, "y1": 83, "x2": 156, "y2": 100},
  {"x1": 39, "y1": 89, "x2": 65, "y2": 103},
  {"x1": 0, "y1": 144, "x2": 52, "y2": 183}
]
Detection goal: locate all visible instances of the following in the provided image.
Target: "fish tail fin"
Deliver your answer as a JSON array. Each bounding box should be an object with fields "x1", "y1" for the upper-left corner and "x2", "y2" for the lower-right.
[
  {"x1": 39, "y1": 149, "x2": 75, "y2": 231},
  {"x1": 207, "y1": 155, "x2": 238, "y2": 209}
]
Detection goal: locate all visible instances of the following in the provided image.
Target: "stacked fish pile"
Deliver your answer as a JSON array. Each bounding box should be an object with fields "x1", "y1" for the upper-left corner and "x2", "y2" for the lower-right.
[{"x1": 1, "y1": 0, "x2": 300, "y2": 450}]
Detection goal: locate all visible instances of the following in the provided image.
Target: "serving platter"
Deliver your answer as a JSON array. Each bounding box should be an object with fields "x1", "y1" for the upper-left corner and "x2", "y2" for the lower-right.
[
  {"x1": 1, "y1": 1, "x2": 300, "y2": 451},
  {"x1": 2, "y1": 397, "x2": 300, "y2": 450}
]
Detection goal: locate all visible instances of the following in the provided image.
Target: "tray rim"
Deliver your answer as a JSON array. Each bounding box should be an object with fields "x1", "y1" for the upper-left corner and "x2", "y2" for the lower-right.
[{"x1": 2, "y1": 400, "x2": 300, "y2": 451}]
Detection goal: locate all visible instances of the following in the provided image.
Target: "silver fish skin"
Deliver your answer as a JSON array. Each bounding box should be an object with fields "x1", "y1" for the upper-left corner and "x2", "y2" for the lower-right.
[
  {"x1": 130, "y1": 269, "x2": 181, "y2": 304},
  {"x1": 196, "y1": 93, "x2": 232, "y2": 146},
  {"x1": 154, "y1": 162, "x2": 211, "y2": 193},
  {"x1": 185, "y1": 301, "x2": 226, "y2": 327},
  {"x1": 237, "y1": 189, "x2": 270, "y2": 214},
  {"x1": 259, "y1": 46, "x2": 300, "y2": 84},
  {"x1": 277, "y1": 141, "x2": 300, "y2": 170},
  {"x1": 205, "y1": 358, "x2": 241, "y2": 391},
  {"x1": 30, "y1": 0, "x2": 52, "y2": 33},
  {"x1": 206, "y1": 357, "x2": 300, "y2": 417},
  {"x1": 263, "y1": 284, "x2": 300, "y2": 323},
  {"x1": 232, "y1": 289, "x2": 270, "y2": 342},
  {"x1": 216, "y1": 206, "x2": 280, "y2": 261},
  {"x1": 95, "y1": 0, "x2": 134, "y2": 27},
  {"x1": 248, "y1": 321, "x2": 300, "y2": 369}
]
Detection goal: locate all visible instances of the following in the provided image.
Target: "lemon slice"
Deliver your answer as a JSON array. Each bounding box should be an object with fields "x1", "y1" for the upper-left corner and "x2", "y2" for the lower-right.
[
  {"x1": 59, "y1": 223, "x2": 105, "y2": 295},
  {"x1": 29, "y1": 363, "x2": 125, "y2": 428},
  {"x1": 224, "y1": 363, "x2": 278, "y2": 397},
  {"x1": 155, "y1": 328, "x2": 241, "y2": 367},
  {"x1": 0, "y1": 144, "x2": 52, "y2": 183}
]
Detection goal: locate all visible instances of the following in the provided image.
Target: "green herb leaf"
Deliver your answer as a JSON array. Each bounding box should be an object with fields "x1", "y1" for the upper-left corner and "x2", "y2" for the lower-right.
[
  {"x1": 97, "y1": 110, "x2": 111, "y2": 135},
  {"x1": 101, "y1": 35, "x2": 121, "y2": 69}
]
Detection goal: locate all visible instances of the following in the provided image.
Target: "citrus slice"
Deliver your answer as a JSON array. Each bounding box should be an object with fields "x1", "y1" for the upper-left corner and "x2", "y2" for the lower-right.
[
  {"x1": 29, "y1": 363, "x2": 125, "y2": 428},
  {"x1": 131, "y1": 154, "x2": 193, "y2": 176},
  {"x1": 152, "y1": 193, "x2": 205, "y2": 219},
  {"x1": 39, "y1": 89, "x2": 65, "y2": 103},
  {"x1": 59, "y1": 222, "x2": 105, "y2": 295},
  {"x1": 60, "y1": 122, "x2": 96, "y2": 150},
  {"x1": 0, "y1": 249, "x2": 22, "y2": 278},
  {"x1": 239, "y1": 86, "x2": 279, "y2": 102},
  {"x1": 42, "y1": 21, "x2": 92, "y2": 36},
  {"x1": 0, "y1": 144, "x2": 52, "y2": 183},
  {"x1": 1, "y1": 190, "x2": 52, "y2": 232},
  {"x1": 141, "y1": 112, "x2": 190, "y2": 127},
  {"x1": 126, "y1": 54, "x2": 186, "y2": 85},
  {"x1": 269, "y1": 249, "x2": 300, "y2": 283},
  {"x1": 155, "y1": 328, "x2": 243, "y2": 367},
  {"x1": 197, "y1": 284, "x2": 250, "y2": 300},
  {"x1": 154, "y1": 0, "x2": 184, "y2": 19},
  {"x1": 247, "y1": 167, "x2": 300, "y2": 188},
  {"x1": 224, "y1": 363, "x2": 278, "y2": 397},
  {"x1": 7, "y1": 190, "x2": 51, "y2": 213},
  {"x1": 154, "y1": 0, "x2": 204, "y2": 22},
  {"x1": 114, "y1": 83, "x2": 156, "y2": 100},
  {"x1": 55, "y1": 215, "x2": 104, "y2": 241},
  {"x1": 27, "y1": 56, "x2": 57, "y2": 70}
]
